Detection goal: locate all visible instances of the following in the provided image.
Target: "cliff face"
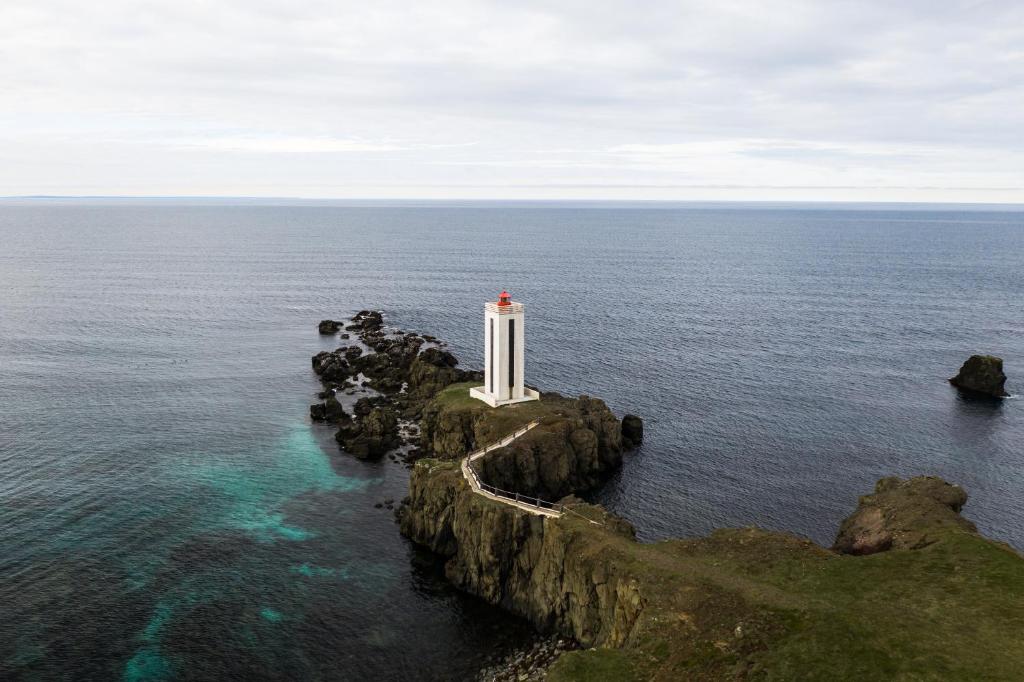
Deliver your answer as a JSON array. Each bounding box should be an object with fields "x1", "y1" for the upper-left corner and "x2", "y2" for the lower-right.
[{"x1": 400, "y1": 460, "x2": 646, "y2": 648}]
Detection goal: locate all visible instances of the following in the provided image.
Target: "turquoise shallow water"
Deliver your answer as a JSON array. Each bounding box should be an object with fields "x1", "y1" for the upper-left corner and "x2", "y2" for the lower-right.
[{"x1": 1, "y1": 200, "x2": 1023, "y2": 679}]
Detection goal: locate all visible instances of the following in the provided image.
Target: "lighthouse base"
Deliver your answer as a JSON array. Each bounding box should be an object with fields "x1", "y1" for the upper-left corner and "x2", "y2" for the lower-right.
[{"x1": 469, "y1": 386, "x2": 540, "y2": 408}]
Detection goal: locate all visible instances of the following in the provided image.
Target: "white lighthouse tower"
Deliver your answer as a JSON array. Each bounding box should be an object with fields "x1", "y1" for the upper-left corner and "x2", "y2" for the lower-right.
[{"x1": 470, "y1": 291, "x2": 541, "y2": 407}]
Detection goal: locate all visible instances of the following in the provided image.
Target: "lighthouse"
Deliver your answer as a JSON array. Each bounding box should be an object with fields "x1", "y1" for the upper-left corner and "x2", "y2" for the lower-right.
[{"x1": 469, "y1": 291, "x2": 541, "y2": 407}]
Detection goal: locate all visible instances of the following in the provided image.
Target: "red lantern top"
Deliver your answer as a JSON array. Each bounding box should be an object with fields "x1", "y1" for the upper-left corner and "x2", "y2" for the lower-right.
[{"x1": 497, "y1": 291, "x2": 512, "y2": 306}]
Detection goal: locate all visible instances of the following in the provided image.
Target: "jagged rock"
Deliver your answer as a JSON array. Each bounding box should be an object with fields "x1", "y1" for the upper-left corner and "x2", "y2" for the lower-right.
[
  {"x1": 950, "y1": 355, "x2": 1009, "y2": 398},
  {"x1": 310, "y1": 394, "x2": 349, "y2": 423},
  {"x1": 312, "y1": 350, "x2": 351, "y2": 383},
  {"x1": 346, "y1": 310, "x2": 384, "y2": 332},
  {"x1": 335, "y1": 406, "x2": 400, "y2": 459},
  {"x1": 621, "y1": 414, "x2": 643, "y2": 449},
  {"x1": 408, "y1": 349, "x2": 462, "y2": 397},
  {"x1": 832, "y1": 476, "x2": 975, "y2": 555},
  {"x1": 318, "y1": 319, "x2": 342, "y2": 334}
]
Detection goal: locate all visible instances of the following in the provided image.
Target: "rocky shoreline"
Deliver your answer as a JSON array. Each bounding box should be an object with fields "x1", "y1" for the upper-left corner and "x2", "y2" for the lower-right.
[
  {"x1": 310, "y1": 311, "x2": 485, "y2": 463},
  {"x1": 312, "y1": 313, "x2": 1024, "y2": 680}
]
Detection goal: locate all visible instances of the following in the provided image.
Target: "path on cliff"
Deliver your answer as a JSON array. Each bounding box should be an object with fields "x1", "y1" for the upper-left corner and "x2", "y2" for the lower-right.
[{"x1": 460, "y1": 420, "x2": 564, "y2": 517}]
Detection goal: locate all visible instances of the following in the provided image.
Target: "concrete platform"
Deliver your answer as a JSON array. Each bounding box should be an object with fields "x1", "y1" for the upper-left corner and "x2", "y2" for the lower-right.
[{"x1": 469, "y1": 386, "x2": 540, "y2": 408}]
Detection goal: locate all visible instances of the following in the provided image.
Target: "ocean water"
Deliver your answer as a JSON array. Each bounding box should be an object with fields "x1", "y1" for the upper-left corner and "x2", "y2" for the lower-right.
[{"x1": 1, "y1": 200, "x2": 1022, "y2": 680}]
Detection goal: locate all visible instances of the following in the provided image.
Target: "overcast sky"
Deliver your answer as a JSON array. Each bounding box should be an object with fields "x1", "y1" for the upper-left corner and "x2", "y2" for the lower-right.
[{"x1": 1, "y1": 0, "x2": 1022, "y2": 201}]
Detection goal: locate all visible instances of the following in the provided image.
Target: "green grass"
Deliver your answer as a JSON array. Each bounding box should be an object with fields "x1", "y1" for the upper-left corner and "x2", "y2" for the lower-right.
[
  {"x1": 540, "y1": 521, "x2": 1024, "y2": 681},
  {"x1": 549, "y1": 649, "x2": 644, "y2": 682},
  {"x1": 430, "y1": 381, "x2": 583, "y2": 438}
]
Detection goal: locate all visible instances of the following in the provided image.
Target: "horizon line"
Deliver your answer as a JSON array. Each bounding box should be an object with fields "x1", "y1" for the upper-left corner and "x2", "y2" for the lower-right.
[{"x1": 2, "y1": 195, "x2": 1024, "y2": 209}]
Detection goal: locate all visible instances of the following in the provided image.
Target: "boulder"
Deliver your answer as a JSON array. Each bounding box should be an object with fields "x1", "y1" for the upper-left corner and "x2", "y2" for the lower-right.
[
  {"x1": 318, "y1": 319, "x2": 342, "y2": 334},
  {"x1": 621, "y1": 414, "x2": 644, "y2": 449},
  {"x1": 950, "y1": 355, "x2": 1009, "y2": 398},
  {"x1": 832, "y1": 476, "x2": 975, "y2": 555},
  {"x1": 311, "y1": 351, "x2": 350, "y2": 383},
  {"x1": 310, "y1": 394, "x2": 349, "y2": 423}
]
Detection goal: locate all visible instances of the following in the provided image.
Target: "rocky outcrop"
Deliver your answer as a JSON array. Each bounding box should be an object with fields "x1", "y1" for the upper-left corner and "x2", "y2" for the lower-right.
[
  {"x1": 621, "y1": 414, "x2": 643, "y2": 449},
  {"x1": 400, "y1": 461, "x2": 645, "y2": 648},
  {"x1": 318, "y1": 319, "x2": 342, "y2": 334},
  {"x1": 309, "y1": 393, "x2": 349, "y2": 423},
  {"x1": 950, "y1": 354, "x2": 1009, "y2": 398},
  {"x1": 408, "y1": 348, "x2": 462, "y2": 397},
  {"x1": 417, "y1": 390, "x2": 626, "y2": 500},
  {"x1": 334, "y1": 405, "x2": 400, "y2": 459},
  {"x1": 832, "y1": 476, "x2": 976, "y2": 555},
  {"x1": 312, "y1": 350, "x2": 351, "y2": 384},
  {"x1": 479, "y1": 401, "x2": 623, "y2": 501},
  {"x1": 346, "y1": 310, "x2": 383, "y2": 333}
]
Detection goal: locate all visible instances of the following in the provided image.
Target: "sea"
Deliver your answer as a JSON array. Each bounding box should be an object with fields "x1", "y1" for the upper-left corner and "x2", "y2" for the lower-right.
[{"x1": 1, "y1": 199, "x2": 1022, "y2": 680}]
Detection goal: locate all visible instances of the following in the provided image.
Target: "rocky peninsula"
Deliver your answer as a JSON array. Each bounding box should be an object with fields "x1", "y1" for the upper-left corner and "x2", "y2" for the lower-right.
[{"x1": 313, "y1": 313, "x2": 1024, "y2": 680}]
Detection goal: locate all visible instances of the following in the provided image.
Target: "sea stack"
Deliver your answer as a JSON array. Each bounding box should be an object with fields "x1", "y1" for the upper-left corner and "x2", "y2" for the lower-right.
[
  {"x1": 318, "y1": 319, "x2": 342, "y2": 334},
  {"x1": 949, "y1": 354, "x2": 1009, "y2": 398},
  {"x1": 621, "y1": 414, "x2": 644, "y2": 448}
]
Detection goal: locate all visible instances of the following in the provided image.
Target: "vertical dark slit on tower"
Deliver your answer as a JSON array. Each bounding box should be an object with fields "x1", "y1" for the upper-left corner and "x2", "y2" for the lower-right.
[
  {"x1": 489, "y1": 319, "x2": 494, "y2": 392},
  {"x1": 508, "y1": 319, "x2": 515, "y2": 388}
]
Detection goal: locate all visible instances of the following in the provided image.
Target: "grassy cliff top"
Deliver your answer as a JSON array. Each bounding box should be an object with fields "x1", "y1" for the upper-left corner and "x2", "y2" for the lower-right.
[
  {"x1": 545, "y1": 503, "x2": 1024, "y2": 681},
  {"x1": 431, "y1": 381, "x2": 572, "y2": 432}
]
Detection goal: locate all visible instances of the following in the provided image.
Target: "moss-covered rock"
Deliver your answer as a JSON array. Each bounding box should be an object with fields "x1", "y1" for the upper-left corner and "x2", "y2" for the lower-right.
[
  {"x1": 950, "y1": 354, "x2": 1009, "y2": 397},
  {"x1": 832, "y1": 475, "x2": 975, "y2": 555},
  {"x1": 317, "y1": 319, "x2": 342, "y2": 334},
  {"x1": 418, "y1": 384, "x2": 625, "y2": 499}
]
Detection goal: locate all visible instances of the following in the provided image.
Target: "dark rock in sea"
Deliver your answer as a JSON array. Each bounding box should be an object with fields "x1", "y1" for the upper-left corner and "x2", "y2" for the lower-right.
[
  {"x1": 318, "y1": 319, "x2": 341, "y2": 334},
  {"x1": 310, "y1": 394, "x2": 349, "y2": 423},
  {"x1": 339, "y1": 333, "x2": 350, "y2": 339},
  {"x1": 312, "y1": 350, "x2": 351, "y2": 383},
  {"x1": 621, "y1": 414, "x2": 644, "y2": 449},
  {"x1": 832, "y1": 476, "x2": 975, "y2": 555},
  {"x1": 346, "y1": 310, "x2": 384, "y2": 333},
  {"x1": 950, "y1": 354, "x2": 1009, "y2": 398},
  {"x1": 335, "y1": 405, "x2": 400, "y2": 459},
  {"x1": 343, "y1": 346, "x2": 363, "y2": 362}
]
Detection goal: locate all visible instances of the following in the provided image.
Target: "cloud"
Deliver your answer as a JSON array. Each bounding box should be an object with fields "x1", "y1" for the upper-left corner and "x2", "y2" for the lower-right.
[
  {"x1": 0, "y1": 0, "x2": 1021, "y2": 200},
  {"x1": 169, "y1": 136, "x2": 405, "y2": 154}
]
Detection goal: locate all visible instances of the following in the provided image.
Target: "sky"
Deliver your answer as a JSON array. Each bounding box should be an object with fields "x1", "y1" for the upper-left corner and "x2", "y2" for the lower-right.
[{"x1": 1, "y1": 0, "x2": 1022, "y2": 202}]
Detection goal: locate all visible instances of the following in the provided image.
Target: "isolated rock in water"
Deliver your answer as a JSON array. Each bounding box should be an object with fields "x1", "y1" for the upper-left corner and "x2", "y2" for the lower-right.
[
  {"x1": 318, "y1": 319, "x2": 341, "y2": 334},
  {"x1": 832, "y1": 476, "x2": 975, "y2": 555},
  {"x1": 621, "y1": 414, "x2": 644, "y2": 449},
  {"x1": 950, "y1": 355, "x2": 1009, "y2": 398}
]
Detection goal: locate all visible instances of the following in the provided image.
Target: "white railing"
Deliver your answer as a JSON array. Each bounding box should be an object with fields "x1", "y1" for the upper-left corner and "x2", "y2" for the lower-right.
[{"x1": 462, "y1": 420, "x2": 565, "y2": 516}]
